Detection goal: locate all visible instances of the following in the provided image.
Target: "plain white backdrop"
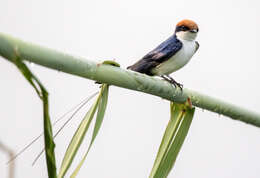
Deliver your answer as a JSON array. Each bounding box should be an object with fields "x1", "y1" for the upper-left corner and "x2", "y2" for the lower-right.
[{"x1": 0, "y1": 0, "x2": 260, "y2": 177}]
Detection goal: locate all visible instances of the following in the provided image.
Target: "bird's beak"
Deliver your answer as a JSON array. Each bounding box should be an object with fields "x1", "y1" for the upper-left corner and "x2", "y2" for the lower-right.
[{"x1": 190, "y1": 29, "x2": 198, "y2": 33}]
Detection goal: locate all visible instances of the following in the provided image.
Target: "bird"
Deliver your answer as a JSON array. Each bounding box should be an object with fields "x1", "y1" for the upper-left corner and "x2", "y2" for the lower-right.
[{"x1": 127, "y1": 19, "x2": 199, "y2": 89}]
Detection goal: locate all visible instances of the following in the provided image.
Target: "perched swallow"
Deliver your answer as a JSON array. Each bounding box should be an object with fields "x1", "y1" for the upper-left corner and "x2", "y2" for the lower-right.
[{"x1": 127, "y1": 19, "x2": 199, "y2": 89}]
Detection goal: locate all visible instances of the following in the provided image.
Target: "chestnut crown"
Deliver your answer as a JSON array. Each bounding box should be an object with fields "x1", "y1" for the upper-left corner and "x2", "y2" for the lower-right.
[{"x1": 175, "y1": 19, "x2": 199, "y2": 33}]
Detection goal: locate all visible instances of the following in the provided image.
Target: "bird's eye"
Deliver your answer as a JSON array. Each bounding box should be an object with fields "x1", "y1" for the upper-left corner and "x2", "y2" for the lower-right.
[
  {"x1": 179, "y1": 26, "x2": 189, "y2": 31},
  {"x1": 182, "y1": 26, "x2": 189, "y2": 31},
  {"x1": 175, "y1": 25, "x2": 190, "y2": 32}
]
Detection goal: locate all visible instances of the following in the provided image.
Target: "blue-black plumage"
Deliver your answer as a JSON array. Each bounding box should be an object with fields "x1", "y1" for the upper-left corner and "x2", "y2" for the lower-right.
[
  {"x1": 127, "y1": 35, "x2": 182, "y2": 75},
  {"x1": 127, "y1": 19, "x2": 199, "y2": 88}
]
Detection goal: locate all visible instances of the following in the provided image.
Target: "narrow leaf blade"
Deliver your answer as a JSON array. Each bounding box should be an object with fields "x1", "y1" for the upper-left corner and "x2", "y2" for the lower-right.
[
  {"x1": 150, "y1": 102, "x2": 195, "y2": 178},
  {"x1": 42, "y1": 89, "x2": 57, "y2": 178},
  {"x1": 13, "y1": 57, "x2": 57, "y2": 178},
  {"x1": 149, "y1": 104, "x2": 183, "y2": 177},
  {"x1": 71, "y1": 84, "x2": 109, "y2": 177},
  {"x1": 58, "y1": 94, "x2": 101, "y2": 178},
  {"x1": 157, "y1": 106, "x2": 195, "y2": 178}
]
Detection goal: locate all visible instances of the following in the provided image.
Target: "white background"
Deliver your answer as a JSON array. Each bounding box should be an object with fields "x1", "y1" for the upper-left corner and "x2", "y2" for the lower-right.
[{"x1": 0, "y1": 0, "x2": 260, "y2": 178}]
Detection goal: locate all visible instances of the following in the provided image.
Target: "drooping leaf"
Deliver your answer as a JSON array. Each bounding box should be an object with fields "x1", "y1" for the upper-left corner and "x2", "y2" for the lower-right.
[
  {"x1": 159, "y1": 106, "x2": 195, "y2": 177},
  {"x1": 150, "y1": 102, "x2": 195, "y2": 178},
  {"x1": 149, "y1": 103, "x2": 183, "y2": 177},
  {"x1": 71, "y1": 84, "x2": 109, "y2": 177},
  {"x1": 7, "y1": 93, "x2": 98, "y2": 164},
  {"x1": 150, "y1": 104, "x2": 181, "y2": 174},
  {"x1": 58, "y1": 89, "x2": 102, "y2": 178},
  {"x1": 31, "y1": 92, "x2": 98, "y2": 166},
  {"x1": 91, "y1": 84, "x2": 109, "y2": 143},
  {"x1": 12, "y1": 55, "x2": 57, "y2": 178},
  {"x1": 41, "y1": 86, "x2": 57, "y2": 178}
]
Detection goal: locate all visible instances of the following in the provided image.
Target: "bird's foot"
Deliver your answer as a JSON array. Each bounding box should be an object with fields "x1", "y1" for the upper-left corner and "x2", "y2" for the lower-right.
[{"x1": 161, "y1": 75, "x2": 183, "y2": 90}]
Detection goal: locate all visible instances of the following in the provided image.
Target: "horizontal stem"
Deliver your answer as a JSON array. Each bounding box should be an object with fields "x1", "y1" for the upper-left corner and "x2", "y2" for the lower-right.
[{"x1": 0, "y1": 32, "x2": 260, "y2": 127}]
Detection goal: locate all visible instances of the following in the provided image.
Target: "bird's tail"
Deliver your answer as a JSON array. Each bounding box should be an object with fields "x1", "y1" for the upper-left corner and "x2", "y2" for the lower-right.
[{"x1": 127, "y1": 60, "x2": 155, "y2": 76}]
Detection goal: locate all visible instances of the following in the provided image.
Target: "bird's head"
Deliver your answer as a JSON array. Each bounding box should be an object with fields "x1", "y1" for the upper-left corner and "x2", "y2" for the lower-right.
[{"x1": 175, "y1": 19, "x2": 199, "y2": 41}]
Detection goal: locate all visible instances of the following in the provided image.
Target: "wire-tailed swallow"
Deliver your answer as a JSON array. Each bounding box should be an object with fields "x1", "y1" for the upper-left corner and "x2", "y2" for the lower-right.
[{"x1": 127, "y1": 19, "x2": 199, "y2": 89}]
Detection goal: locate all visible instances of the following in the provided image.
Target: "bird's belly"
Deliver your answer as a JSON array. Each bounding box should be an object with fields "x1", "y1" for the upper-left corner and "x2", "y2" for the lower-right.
[{"x1": 152, "y1": 41, "x2": 196, "y2": 75}]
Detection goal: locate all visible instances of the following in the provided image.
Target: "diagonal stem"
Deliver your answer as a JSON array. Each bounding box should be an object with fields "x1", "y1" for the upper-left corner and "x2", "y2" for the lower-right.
[{"x1": 0, "y1": 32, "x2": 260, "y2": 127}]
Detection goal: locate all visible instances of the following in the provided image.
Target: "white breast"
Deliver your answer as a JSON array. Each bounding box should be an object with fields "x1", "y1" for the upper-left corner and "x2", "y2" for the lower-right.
[{"x1": 151, "y1": 39, "x2": 197, "y2": 75}]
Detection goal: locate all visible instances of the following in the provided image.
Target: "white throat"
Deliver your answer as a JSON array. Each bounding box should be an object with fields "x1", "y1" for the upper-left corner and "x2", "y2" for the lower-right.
[{"x1": 176, "y1": 31, "x2": 197, "y2": 41}]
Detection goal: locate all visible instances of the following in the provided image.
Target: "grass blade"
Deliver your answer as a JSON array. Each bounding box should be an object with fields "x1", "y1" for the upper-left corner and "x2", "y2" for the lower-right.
[
  {"x1": 150, "y1": 102, "x2": 195, "y2": 178},
  {"x1": 58, "y1": 91, "x2": 102, "y2": 178},
  {"x1": 12, "y1": 54, "x2": 57, "y2": 178},
  {"x1": 90, "y1": 84, "x2": 109, "y2": 144},
  {"x1": 32, "y1": 92, "x2": 98, "y2": 165},
  {"x1": 149, "y1": 103, "x2": 183, "y2": 177},
  {"x1": 71, "y1": 84, "x2": 109, "y2": 177},
  {"x1": 7, "y1": 93, "x2": 97, "y2": 164},
  {"x1": 41, "y1": 86, "x2": 57, "y2": 178},
  {"x1": 159, "y1": 106, "x2": 195, "y2": 177}
]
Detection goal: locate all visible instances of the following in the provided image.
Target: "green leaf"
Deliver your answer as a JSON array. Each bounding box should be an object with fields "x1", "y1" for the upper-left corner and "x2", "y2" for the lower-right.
[
  {"x1": 13, "y1": 55, "x2": 57, "y2": 178},
  {"x1": 150, "y1": 102, "x2": 195, "y2": 178},
  {"x1": 149, "y1": 103, "x2": 183, "y2": 177},
  {"x1": 161, "y1": 106, "x2": 195, "y2": 177},
  {"x1": 71, "y1": 84, "x2": 109, "y2": 177},
  {"x1": 58, "y1": 89, "x2": 102, "y2": 178},
  {"x1": 30, "y1": 92, "x2": 99, "y2": 166},
  {"x1": 91, "y1": 84, "x2": 109, "y2": 143},
  {"x1": 41, "y1": 86, "x2": 57, "y2": 178},
  {"x1": 101, "y1": 60, "x2": 120, "y2": 67}
]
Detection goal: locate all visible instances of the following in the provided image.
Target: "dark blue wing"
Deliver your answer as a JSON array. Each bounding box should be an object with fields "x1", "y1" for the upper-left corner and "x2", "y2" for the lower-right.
[
  {"x1": 142, "y1": 35, "x2": 182, "y2": 62},
  {"x1": 127, "y1": 35, "x2": 182, "y2": 75}
]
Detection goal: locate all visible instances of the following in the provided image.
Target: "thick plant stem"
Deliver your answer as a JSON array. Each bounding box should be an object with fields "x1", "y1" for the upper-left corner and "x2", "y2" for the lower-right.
[{"x1": 0, "y1": 32, "x2": 260, "y2": 127}]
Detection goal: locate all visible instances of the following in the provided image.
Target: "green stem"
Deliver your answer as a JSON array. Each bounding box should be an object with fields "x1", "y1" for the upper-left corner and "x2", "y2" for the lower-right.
[{"x1": 0, "y1": 32, "x2": 260, "y2": 127}]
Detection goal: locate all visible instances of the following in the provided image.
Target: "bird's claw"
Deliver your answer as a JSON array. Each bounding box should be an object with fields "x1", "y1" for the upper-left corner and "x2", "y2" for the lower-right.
[
  {"x1": 174, "y1": 81, "x2": 183, "y2": 90},
  {"x1": 161, "y1": 75, "x2": 183, "y2": 90}
]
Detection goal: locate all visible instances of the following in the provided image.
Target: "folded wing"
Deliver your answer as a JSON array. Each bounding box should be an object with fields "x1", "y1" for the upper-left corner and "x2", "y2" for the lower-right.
[{"x1": 127, "y1": 35, "x2": 182, "y2": 76}]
